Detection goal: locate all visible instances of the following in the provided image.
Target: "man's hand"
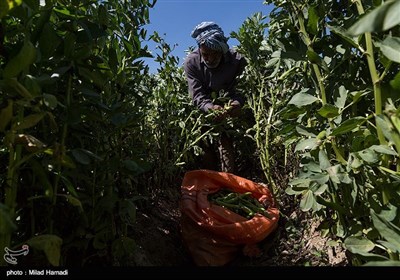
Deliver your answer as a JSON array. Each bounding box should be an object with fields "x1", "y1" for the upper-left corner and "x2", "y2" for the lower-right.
[
  {"x1": 213, "y1": 104, "x2": 223, "y2": 111},
  {"x1": 212, "y1": 104, "x2": 226, "y2": 122},
  {"x1": 227, "y1": 100, "x2": 241, "y2": 118}
]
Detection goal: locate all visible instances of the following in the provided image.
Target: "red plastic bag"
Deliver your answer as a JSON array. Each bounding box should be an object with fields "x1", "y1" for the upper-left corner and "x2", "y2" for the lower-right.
[{"x1": 180, "y1": 170, "x2": 279, "y2": 266}]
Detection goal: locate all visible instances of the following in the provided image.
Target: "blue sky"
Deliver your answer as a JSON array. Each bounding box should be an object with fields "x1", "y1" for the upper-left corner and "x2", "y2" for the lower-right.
[{"x1": 143, "y1": 0, "x2": 273, "y2": 73}]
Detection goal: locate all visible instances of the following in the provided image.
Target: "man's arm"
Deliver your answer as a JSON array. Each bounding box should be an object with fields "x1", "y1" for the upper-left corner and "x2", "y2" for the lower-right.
[
  {"x1": 226, "y1": 54, "x2": 247, "y2": 107},
  {"x1": 184, "y1": 56, "x2": 214, "y2": 112}
]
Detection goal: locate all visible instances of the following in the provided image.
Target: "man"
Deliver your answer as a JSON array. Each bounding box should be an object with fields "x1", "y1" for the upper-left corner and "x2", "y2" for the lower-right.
[{"x1": 184, "y1": 21, "x2": 247, "y2": 173}]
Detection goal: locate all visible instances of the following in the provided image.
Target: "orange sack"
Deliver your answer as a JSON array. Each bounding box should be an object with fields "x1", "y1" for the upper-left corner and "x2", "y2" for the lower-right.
[{"x1": 180, "y1": 170, "x2": 279, "y2": 266}]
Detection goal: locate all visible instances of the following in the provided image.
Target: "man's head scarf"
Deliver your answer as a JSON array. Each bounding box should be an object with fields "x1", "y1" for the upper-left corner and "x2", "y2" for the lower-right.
[{"x1": 191, "y1": 21, "x2": 229, "y2": 54}]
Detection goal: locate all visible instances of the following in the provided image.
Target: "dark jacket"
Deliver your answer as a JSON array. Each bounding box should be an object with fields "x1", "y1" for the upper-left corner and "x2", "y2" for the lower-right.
[{"x1": 184, "y1": 48, "x2": 247, "y2": 112}]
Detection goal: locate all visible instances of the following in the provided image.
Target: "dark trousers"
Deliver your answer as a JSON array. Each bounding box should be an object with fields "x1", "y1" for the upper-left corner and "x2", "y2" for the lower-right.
[{"x1": 201, "y1": 131, "x2": 235, "y2": 173}]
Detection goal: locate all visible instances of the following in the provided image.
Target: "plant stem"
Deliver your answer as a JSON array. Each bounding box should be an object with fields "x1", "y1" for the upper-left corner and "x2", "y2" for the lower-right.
[
  {"x1": 353, "y1": 0, "x2": 386, "y2": 147},
  {"x1": 296, "y1": 5, "x2": 346, "y2": 164}
]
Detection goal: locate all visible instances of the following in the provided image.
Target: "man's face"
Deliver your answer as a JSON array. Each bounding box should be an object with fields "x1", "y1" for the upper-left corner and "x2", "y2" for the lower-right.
[{"x1": 200, "y1": 45, "x2": 222, "y2": 68}]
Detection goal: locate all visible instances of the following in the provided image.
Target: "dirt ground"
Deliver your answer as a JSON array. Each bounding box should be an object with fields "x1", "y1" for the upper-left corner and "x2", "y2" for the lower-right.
[{"x1": 130, "y1": 176, "x2": 349, "y2": 267}]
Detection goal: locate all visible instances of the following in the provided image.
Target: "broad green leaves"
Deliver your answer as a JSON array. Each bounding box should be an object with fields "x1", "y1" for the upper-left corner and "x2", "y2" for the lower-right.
[
  {"x1": 347, "y1": 0, "x2": 400, "y2": 35},
  {"x1": 3, "y1": 40, "x2": 36, "y2": 79},
  {"x1": 344, "y1": 209, "x2": 400, "y2": 264},
  {"x1": 256, "y1": 0, "x2": 400, "y2": 266},
  {"x1": 371, "y1": 210, "x2": 400, "y2": 252},
  {"x1": 0, "y1": 0, "x2": 157, "y2": 267},
  {"x1": 376, "y1": 37, "x2": 400, "y2": 64},
  {"x1": 27, "y1": 235, "x2": 63, "y2": 266}
]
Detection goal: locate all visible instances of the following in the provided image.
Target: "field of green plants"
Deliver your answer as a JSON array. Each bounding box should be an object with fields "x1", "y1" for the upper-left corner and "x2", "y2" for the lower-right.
[{"x1": 1, "y1": 0, "x2": 400, "y2": 266}]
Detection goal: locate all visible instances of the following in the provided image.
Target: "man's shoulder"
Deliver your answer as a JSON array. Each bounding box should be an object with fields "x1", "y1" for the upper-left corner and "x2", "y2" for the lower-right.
[
  {"x1": 184, "y1": 49, "x2": 202, "y2": 72},
  {"x1": 226, "y1": 49, "x2": 247, "y2": 68},
  {"x1": 228, "y1": 48, "x2": 245, "y2": 61},
  {"x1": 184, "y1": 49, "x2": 201, "y2": 64}
]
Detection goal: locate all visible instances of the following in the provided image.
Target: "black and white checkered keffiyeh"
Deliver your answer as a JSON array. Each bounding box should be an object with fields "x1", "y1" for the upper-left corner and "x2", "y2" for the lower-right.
[{"x1": 190, "y1": 21, "x2": 229, "y2": 54}]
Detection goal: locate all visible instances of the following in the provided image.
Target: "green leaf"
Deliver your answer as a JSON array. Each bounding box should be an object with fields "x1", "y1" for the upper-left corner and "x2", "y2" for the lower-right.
[
  {"x1": 358, "y1": 149, "x2": 379, "y2": 163},
  {"x1": 377, "y1": 36, "x2": 400, "y2": 63},
  {"x1": 326, "y1": 165, "x2": 341, "y2": 184},
  {"x1": 119, "y1": 199, "x2": 137, "y2": 226},
  {"x1": 265, "y1": 57, "x2": 279, "y2": 68},
  {"x1": 0, "y1": 0, "x2": 22, "y2": 19},
  {"x1": 108, "y1": 48, "x2": 119, "y2": 74},
  {"x1": 369, "y1": 145, "x2": 397, "y2": 156},
  {"x1": 53, "y1": 7, "x2": 72, "y2": 16},
  {"x1": 318, "y1": 104, "x2": 340, "y2": 118},
  {"x1": 296, "y1": 125, "x2": 316, "y2": 137},
  {"x1": 306, "y1": 50, "x2": 329, "y2": 72},
  {"x1": 5, "y1": 78, "x2": 33, "y2": 99},
  {"x1": 13, "y1": 113, "x2": 45, "y2": 131},
  {"x1": 379, "y1": 204, "x2": 398, "y2": 222},
  {"x1": 318, "y1": 149, "x2": 331, "y2": 170},
  {"x1": 62, "y1": 154, "x2": 76, "y2": 169},
  {"x1": 390, "y1": 71, "x2": 400, "y2": 90},
  {"x1": 350, "y1": 155, "x2": 363, "y2": 169},
  {"x1": 350, "y1": 90, "x2": 369, "y2": 104},
  {"x1": 111, "y1": 237, "x2": 136, "y2": 260},
  {"x1": 0, "y1": 100, "x2": 13, "y2": 132},
  {"x1": 344, "y1": 236, "x2": 375, "y2": 254},
  {"x1": 23, "y1": 75, "x2": 41, "y2": 97},
  {"x1": 0, "y1": 203, "x2": 17, "y2": 234},
  {"x1": 300, "y1": 190, "x2": 314, "y2": 212},
  {"x1": 3, "y1": 40, "x2": 36, "y2": 79},
  {"x1": 0, "y1": 0, "x2": 10, "y2": 19},
  {"x1": 326, "y1": 164, "x2": 351, "y2": 184},
  {"x1": 347, "y1": 1, "x2": 400, "y2": 35},
  {"x1": 335, "y1": 220, "x2": 345, "y2": 238},
  {"x1": 45, "y1": 149, "x2": 76, "y2": 169},
  {"x1": 43, "y1": 94, "x2": 58, "y2": 109},
  {"x1": 71, "y1": 149, "x2": 91, "y2": 165},
  {"x1": 309, "y1": 173, "x2": 330, "y2": 185},
  {"x1": 331, "y1": 117, "x2": 366, "y2": 136},
  {"x1": 285, "y1": 186, "x2": 304, "y2": 195},
  {"x1": 27, "y1": 235, "x2": 63, "y2": 266},
  {"x1": 307, "y1": 5, "x2": 319, "y2": 35},
  {"x1": 78, "y1": 66, "x2": 108, "y2": 88},
  {"x1": 288, "y1": 177, "x2": 311, "y2": 186},
  {"x1": 289, "y1": 91, "x2": 319, "y2": 107},
  {"x1": 60, "y1": 175, "x2": 78, "y2": 197},
  {"x1": 306, "y1": 49, "x2": 320, "y2": 64},
  {"x1": 328, "y1": 25, "x2": 359, "y2": 49},
  {"x1": 304, "y1": 161, "x2": 322, "y2": 173},
  {"x1": 375, "y1": 115, "x2": 394, "y2": 143},
  {"x1": 364, "y1": 260, "x2": 400, "y2": 266},
  {"x1": 29, "y1": 159, "x2": 53, "y2": 198},
  {"x1": 295, "y1": 137, "x2": 319, "y2": 152},
  {"x1": 93, "y1": 229, "x2": 110, "y2": 250},
  {"x1": 98, "y1": 4, "x2": 108, "y2": 26},
  {"x1": 314, "y1": 184, "x2": 328, "y2": 195},
  {"x1": 122, "y1": 159, "x2": 146, "y2": 176},
  {"x1": 334, "y1": 86, "x2": 348, "y2": 110},
  {"x1": 315, "y1": 196, "x2": 347, "y2": 215},
  {"x1": 371, "y1": 210, "x2": 400, "y2": 252},
  {"x1": 58, "y1": 194, "x2": 83, "y2": 212},
  {"x1": 39, "y1": 23, "x2": 61, "y2": 59},
  {"x1": 378, "y1": 240, "x2": 400, "y2": 253}
]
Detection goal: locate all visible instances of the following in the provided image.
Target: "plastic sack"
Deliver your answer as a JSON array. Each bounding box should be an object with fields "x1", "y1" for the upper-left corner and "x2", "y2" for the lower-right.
[{"x1": 180, "y1": 170, "x2": 279, "y2": 266}]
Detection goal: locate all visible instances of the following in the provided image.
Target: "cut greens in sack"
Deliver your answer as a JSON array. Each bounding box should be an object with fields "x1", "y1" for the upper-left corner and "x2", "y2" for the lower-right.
[{"x1": 180, "y1": 170, "x2": 279, "y2": 266}]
